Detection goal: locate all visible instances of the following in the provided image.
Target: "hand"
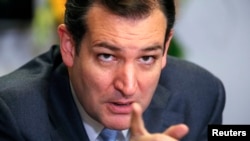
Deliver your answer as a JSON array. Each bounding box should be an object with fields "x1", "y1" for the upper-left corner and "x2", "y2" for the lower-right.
[{"x1": 130, "y1": 103, "x2": 189, "y2": 141}]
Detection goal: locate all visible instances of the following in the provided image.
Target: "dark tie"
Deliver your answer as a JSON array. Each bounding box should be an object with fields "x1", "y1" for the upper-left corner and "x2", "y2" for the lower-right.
[{"x1": 99, "y1": 128, "x2": 118, "y2": 141}]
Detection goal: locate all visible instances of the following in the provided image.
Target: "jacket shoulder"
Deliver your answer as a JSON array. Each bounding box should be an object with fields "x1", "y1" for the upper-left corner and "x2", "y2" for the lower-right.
[
  {"x1": 0, "y1": 45, "x2": 62, "y2": 140},
  {"x1": 160, "y1": 56, "x2": 225, "y2": 94},
  {"x1": 0, "y1": 45, "x2": 61, "y2": 95}
]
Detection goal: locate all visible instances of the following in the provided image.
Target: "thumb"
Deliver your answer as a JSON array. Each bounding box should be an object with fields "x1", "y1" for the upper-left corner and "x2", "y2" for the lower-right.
[{"x1": 130, "y1": 103, "x2": 149, "y2": 137}]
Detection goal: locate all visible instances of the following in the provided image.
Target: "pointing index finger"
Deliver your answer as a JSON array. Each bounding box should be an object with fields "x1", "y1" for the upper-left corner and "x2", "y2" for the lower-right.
[{"x1": 130, "y1": 103, "x2": 149, "y2": 137}]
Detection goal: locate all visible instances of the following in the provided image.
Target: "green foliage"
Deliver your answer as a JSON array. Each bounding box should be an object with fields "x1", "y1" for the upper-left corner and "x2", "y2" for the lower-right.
[{"x1": 168, "y1": 37, "x2": 184, "y2": 58}]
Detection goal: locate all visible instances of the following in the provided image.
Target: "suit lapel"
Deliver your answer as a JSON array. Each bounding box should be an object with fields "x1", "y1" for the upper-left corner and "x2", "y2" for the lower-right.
[
  {"x1": 48, "y1": 64, "x2": 89, "y2": 141},
  {"x1": 143, "y1": 84, "x2": 184, "y2": 133}
]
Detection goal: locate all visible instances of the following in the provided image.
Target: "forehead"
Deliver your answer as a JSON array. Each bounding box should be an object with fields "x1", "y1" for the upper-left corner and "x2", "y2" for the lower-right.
[{"x1": 85, "y1": 5, "x2": 167, "y2": 41}]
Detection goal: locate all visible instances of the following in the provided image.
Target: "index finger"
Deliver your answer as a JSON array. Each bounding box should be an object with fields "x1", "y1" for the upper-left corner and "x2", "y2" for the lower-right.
[{"x1": 130, "y1": 103, "x2": 149, "y2": 137}]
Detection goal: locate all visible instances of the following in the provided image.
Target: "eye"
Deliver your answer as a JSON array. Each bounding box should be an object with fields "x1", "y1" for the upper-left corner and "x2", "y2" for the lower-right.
[
  {"x1": 139, "y1": 56, "x2": 155, "y2": 65},
  {"x1": 98, "y1": 53, "x2": 115, "y2": 62}
]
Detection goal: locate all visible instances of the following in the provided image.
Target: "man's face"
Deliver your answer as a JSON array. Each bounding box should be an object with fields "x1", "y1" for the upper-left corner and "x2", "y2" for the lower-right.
[{"x1": 67, "y1": 5, "x2": 170, "y2": 130}]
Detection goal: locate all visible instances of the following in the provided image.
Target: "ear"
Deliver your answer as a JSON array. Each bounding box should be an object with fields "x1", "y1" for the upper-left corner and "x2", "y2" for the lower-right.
[
  {"x1": 57, "y1": 24, "x2": 75, "y2": 67},
  {"x1": 161, "y1": 29, "x2": 174, "y2": 69}
]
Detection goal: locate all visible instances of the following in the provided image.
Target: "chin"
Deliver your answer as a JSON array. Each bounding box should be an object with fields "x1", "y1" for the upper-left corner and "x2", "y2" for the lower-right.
[{"x1": 103, "y1": 115, "x2": 131, "y2": 130}]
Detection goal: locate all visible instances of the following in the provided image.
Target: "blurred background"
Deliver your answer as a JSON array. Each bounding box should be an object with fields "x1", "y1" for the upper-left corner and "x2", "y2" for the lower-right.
[{"x1": 0, "y1": 0, "x2": 249, "y2": 124}]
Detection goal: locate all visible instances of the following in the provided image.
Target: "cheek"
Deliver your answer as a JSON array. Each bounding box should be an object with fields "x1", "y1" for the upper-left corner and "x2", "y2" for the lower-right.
[
  {"x1": 70, "y1": 59, "x2": 104, "y2": 103},
  {"x1": 74, "y1": 65, "x2": 112, "y2": 117},
  {"x1": 83, "y1": 66, "x2": 113, "y2": 93},
  {"x1": 75, "y1": 60, "x2": 113, "y2": 104}
]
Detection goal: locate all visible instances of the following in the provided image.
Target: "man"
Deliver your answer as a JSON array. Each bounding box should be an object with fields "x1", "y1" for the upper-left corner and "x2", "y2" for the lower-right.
[{"x1": 0, "y1": 0, "x2": 225, "y2": 141}]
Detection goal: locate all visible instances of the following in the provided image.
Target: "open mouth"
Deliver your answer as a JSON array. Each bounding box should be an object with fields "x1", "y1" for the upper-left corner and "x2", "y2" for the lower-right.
[
  {"x1": 113, "y1": 102, "x2": 132, "y2": 106},
  {"x1": 108, "y1": 102, "x2": 133, "y2": 114}
]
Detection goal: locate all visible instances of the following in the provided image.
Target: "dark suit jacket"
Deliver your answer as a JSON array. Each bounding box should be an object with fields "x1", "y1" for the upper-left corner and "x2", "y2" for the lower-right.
[{"x1": 0, "y1": 45, "x2": 225, "y2": 141}]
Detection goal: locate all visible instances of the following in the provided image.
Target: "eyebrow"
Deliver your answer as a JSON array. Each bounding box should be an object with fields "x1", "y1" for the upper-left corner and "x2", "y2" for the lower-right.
[
  {"x1": 93, "y1": 42, "x2": 121, "y2": 51},
  {"x1": 93, "y1": 42, "x2": 163, "y2": 52},
  {"x1": 141, "y1": 45, "x2": 163, "y2": 52}
]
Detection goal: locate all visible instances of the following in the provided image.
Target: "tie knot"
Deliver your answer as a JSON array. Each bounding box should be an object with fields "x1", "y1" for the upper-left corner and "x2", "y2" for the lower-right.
[{"x1": 99, "y1": 128, "x2": 118, "y2": 141}]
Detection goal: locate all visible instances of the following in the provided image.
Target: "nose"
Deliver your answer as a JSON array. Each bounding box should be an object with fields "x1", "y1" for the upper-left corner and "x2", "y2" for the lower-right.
[{"x1": 114, "y1": 63, "x2": 138, "y2": 97}]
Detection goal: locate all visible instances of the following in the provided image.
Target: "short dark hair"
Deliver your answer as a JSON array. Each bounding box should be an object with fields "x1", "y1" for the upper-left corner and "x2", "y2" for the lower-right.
[{"x1": 64, "y1": 0, "x2": 176, "y2": 54}]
